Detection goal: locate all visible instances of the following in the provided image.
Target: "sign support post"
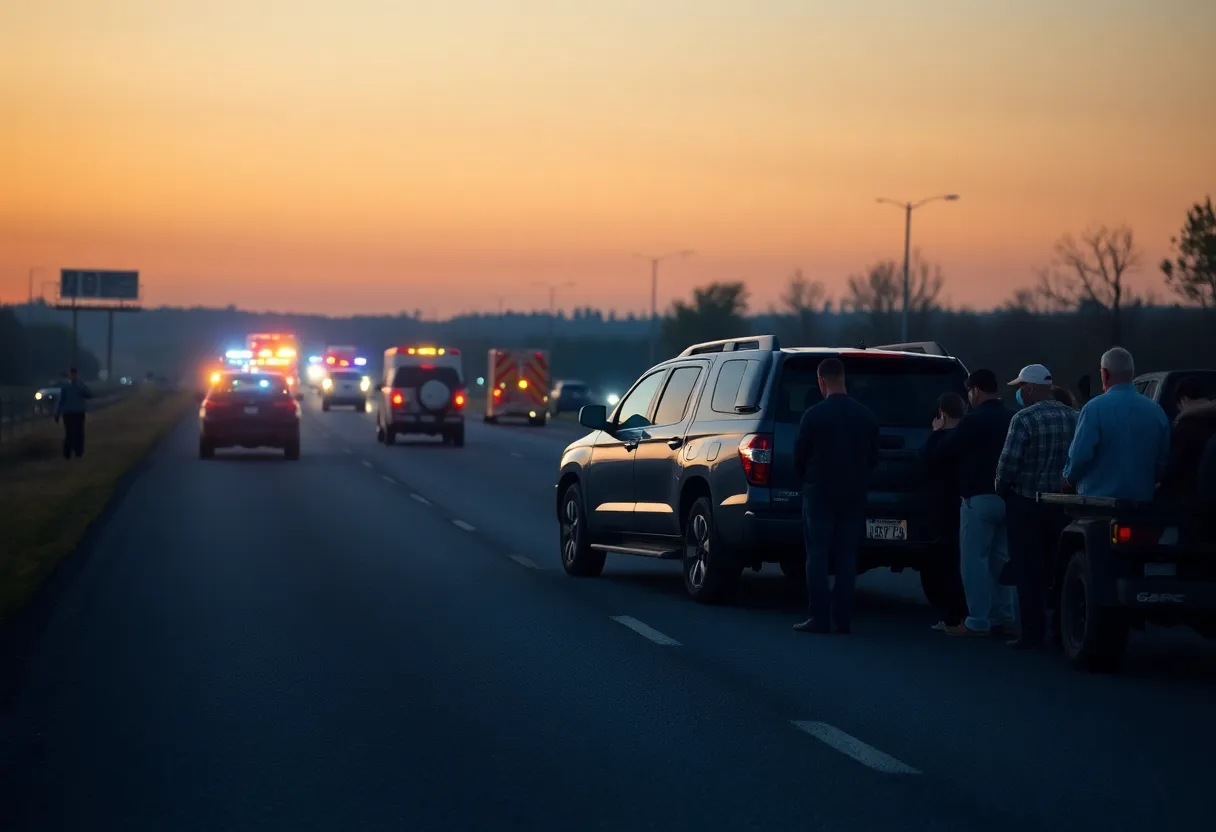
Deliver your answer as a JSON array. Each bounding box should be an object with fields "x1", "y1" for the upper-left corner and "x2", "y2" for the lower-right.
[{"x1": 55, "y1": 269, "x2": 142, "y2": 378}]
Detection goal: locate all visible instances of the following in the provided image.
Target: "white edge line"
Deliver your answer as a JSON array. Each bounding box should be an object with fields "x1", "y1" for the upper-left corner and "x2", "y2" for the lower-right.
[
  {"x1": 452, "y1": 519, "x2": 476, "y2": 532},
  {"x1": 791, "y1": 721, "x2": 921, "y2": 775},
  {"x1": 381, "y1": 475, "x2": 396, "y2": 484},
  {"x1": 610, "y1": 615, "x2": 681, "y2": 647},
  {"x1": 410, "y1": 493, "x2": 430, "y2": 505},
  {"x1": 509, "y1": 554, "x2": 539, "y2": 569}
]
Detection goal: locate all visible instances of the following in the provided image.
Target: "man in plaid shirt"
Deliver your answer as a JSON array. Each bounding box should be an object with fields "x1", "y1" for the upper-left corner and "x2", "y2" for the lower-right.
[{"x1": 995, "y1": 364, "x2": 1079, "y2": 649}]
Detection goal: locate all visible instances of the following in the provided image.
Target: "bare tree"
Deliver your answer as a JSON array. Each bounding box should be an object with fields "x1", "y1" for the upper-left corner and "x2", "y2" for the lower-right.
[
  {"x1": 1002, "y1": 288, "x2": 1049, "y2": 314},
  {"x1": 1037, "y1": 225, "x2": 1139, "y2": 342},
  {"x1": 779, "y1": 269, "x2": 827, "y2": 345},
  {"x1": 845, "y1": 252, "x2": 944, "y2": 340}
]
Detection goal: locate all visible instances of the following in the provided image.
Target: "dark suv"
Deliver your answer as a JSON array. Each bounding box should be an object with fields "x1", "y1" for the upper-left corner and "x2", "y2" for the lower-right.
[{"x1": 554, "y1": 335, "x2": 969, "y2": 603}]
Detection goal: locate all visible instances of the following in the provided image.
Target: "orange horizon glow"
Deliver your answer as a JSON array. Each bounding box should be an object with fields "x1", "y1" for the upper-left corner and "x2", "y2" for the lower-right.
[{"x1": 3, "y1": 0, "x2": 1214, "y2": 316}]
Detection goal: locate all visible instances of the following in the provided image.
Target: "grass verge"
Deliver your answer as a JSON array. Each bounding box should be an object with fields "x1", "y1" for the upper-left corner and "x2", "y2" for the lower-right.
[{"x1": 0, "y1": 388, "x2": 193, "y2": 622}]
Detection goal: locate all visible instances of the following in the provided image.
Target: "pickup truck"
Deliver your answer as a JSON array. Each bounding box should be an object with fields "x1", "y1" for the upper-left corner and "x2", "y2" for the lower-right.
[{"x1": 1037, "y1": 492, "x2": 1216, "y2": 673}]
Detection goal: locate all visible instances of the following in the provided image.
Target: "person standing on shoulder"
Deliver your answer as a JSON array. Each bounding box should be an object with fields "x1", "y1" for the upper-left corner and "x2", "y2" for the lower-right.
[
  {"x1": 792, "y1": 358, "x2": 879, "y2": 635},
  {"x1": 1062, "y1": 347, "x2": 1170, "y2": 502},
  {"x1": 994, "y1": 364, "x2": 1078, "y2": 649},
  {"x1": 927, "y1": 369, "x2": 1016, "y2": 637},
  {"x1": 923, "y1": 392, "x2": 969, "y2": 632},
  {"x1": 54, "y1": 366, "x2": 93, "y2": 460}
]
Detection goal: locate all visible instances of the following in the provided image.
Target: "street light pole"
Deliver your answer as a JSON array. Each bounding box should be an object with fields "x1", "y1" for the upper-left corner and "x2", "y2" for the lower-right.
[
  {"x1": 876, "y1": 194, "x2": 959, "y2": 341},
  {"x1": 532, "y1": 281, "x2": 574, "y2": 361},
  {"x1": 634, "y1": 250, "x2": 694, "y2": 366}
]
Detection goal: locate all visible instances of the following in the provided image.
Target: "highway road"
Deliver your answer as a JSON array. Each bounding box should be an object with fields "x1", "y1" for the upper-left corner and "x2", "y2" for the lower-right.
[{"x1": 1, "y1": 390, "x2": 1214, "y2": 830}]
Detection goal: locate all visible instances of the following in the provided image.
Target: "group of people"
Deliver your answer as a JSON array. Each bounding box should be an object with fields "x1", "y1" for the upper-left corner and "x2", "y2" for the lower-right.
[{"x1": 791, "y1": 347, "x2": 1216, "y2": 643}]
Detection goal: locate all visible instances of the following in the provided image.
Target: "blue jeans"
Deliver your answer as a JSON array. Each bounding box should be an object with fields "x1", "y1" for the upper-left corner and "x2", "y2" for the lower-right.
[
  {"x1": 959, "y1": 494, "x2": 1016, "y2": 631},
  {"x1": 803, "y1": 496, "x2": 865, "y2": 628}
]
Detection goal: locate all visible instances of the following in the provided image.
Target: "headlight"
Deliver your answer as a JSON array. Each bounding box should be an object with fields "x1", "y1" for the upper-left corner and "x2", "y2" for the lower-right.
[
  {"x1": 322, "y1": 378, "x2": 333, "y2": 390},
  {"x1": 35, "y1": 391, "x2": 42, "y2": 400},
  {"x1": 360, "y1": 376, "x2": 371, "y2": 392},
  {"x1": 306, "y1": 364, "x2": 325, "y2": 382},
  {"x1": 606, "y1": 393, "x2": 620, "y2": 406}
]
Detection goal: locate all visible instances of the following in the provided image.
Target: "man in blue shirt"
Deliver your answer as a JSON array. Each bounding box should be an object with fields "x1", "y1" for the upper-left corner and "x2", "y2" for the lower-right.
[
  {"x1": 54, "y1": 366, "x2": 93, "y2": 460},
  {"x1": 1063, "y1": 347, "x2": 1170, "y2": 502}
]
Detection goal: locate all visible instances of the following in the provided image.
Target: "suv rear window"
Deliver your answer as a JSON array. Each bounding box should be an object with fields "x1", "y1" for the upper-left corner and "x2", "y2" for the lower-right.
[
  {"x1": 212, "y1": 374, "x2": 290, "y2": 395},
  {"x1": 775, "y1": 355, "x2": 967, "y2": 427},
  {"x1": 392, "y1": 366, "x2": 461, "y2": 389}
]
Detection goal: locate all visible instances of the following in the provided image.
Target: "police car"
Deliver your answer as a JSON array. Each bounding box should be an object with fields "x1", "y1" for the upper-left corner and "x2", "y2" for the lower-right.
[
  {"x1": 375, "y1": 346, "x2": 466, "y2": 446},
  {"x1": 321, "y1": 367, "x2": 372, "y2": 410}
]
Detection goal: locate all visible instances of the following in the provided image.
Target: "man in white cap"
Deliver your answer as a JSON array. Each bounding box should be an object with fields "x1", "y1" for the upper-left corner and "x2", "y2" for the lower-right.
[{"x1": 994, "y1": 363, "x2": 1079, "y2": 648}]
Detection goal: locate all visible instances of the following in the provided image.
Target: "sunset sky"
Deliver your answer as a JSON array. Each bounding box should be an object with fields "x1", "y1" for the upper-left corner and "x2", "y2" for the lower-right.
[{"x1": 2, "y1": 0, "x2": 1213, "y2": 317}]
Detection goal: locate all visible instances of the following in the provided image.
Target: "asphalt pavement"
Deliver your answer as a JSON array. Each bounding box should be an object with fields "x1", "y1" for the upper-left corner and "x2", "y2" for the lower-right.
[{"x1": 1, "y1": 390, "x2": 1213, "y2": 830}]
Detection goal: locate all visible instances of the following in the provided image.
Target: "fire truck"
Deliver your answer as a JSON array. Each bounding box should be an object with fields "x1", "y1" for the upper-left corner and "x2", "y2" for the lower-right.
[
  {"x1": 246, "y1": 332, "x2": 300, "y2": 388},
  {"x1": 485, "y1": 348, "x2": 549, "y2": 426}
]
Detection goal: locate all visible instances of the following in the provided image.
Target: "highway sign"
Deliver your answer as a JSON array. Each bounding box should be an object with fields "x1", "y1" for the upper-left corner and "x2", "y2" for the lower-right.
[{"x1": 60, "y1": 269, "x2": 140, "y2": 301}]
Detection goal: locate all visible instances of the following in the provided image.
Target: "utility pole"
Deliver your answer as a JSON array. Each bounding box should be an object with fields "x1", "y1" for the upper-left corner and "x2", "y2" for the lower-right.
[
  {"x1": 633, "y1": 250, "x2": 694, "y2": 366},
  {"x1": 532, "y1": 281, "x2": 573, "y2": 362},
  {"x1": 875, "y1": 194, "x2": 959, "y2": 341}
]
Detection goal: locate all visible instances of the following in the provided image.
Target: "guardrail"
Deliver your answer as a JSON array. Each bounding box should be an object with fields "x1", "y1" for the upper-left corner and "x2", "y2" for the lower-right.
[{"x1": 0, "y1": 389, "x2": 130, "y2": 444}]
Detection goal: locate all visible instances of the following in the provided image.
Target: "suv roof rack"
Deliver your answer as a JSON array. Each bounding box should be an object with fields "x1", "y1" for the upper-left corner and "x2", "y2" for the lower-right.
[
  {"x1": 678, "y1": 335, "x2": 781, "y2": 358},
  {"x1": 866, "y1": 340, "x2": 952, "y2": 357}
]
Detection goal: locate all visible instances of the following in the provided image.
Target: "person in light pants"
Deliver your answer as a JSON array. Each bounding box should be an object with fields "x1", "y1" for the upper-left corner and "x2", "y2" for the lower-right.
[{"x1": 958, "y1": 494, "x2": 1016, "y2": 634}]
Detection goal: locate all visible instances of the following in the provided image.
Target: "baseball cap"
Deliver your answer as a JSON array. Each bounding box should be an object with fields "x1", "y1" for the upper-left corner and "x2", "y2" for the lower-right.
[
  {"x1": 965, "y1": 369, "x2": 999, "y2": 394},
  {"x1": 1008, "y1": 364, "x2": 1052, "y2": 386}
]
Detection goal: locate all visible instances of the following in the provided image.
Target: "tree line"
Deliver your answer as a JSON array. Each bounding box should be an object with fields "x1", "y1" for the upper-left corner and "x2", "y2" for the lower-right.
[{"x1": 0, "y1": 308, "x2": 100, "y2": 387}]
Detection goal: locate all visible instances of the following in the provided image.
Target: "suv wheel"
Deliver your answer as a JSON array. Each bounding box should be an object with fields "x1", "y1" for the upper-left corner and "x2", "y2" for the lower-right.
[
  {"x1": 682, "y1": 497, "x2": 741, "y2": 604},
  {"x1": 321, "y1": 399, "x2": 331, "y2": 412},
  {"x1": 375, "y1": 420, "x2": 386, "y2": 443},
  {"x1": 451, "y1": 426, "x2": 465, "y2": 447},
  {"x1": 1059, "y1": 548, "x2": 1129, "y2": 673},
  {"x1": 199, "y1": 438, "x2": 215, "y2": 460},
  {"x1": 779, "y1": 558, "x2": 806, "y2": 587},
  {"x1": 558, "y1": 484, "x2": 605, "y2": 577}
]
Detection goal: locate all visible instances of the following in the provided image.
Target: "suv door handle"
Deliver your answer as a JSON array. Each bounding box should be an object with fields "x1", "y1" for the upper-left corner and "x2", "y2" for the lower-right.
[
  {"x1": 667, "y1": 437, "x2": 684, "y2": 449},
  {"x1": 623, "y1": 441, "x2": 639, "y2": 451}
]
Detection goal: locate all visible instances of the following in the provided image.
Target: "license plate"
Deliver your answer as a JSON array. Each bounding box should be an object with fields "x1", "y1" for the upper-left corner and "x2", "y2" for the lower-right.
[
  {"x1": 866, "y1": 519, "x2": 907, "y2": 541},
  {"x1": 1144, "y1": 563, "x2": 1176, "y2": 577},
  {"x1": 420, "y1": 414, "x2": 435, "y2": 423},
  {"x1": 244, "y1": 406, "x2": 259, "y2": 415}
]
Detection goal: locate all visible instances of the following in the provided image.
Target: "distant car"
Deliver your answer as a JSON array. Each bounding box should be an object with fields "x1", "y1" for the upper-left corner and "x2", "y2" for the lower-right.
[
  {"x1": 376, "y1": 345, "x2": 467, "y2": 446},
  {"x1": 549, "y1": 379, "x2": 592, "y2": 416},
  {"x1": 199, "y1": 371, "x2": 302, "y2": 460},
  {"x1": 321, "y1": 369, "x2": 370, "y2": 411},
  {"x1": 33, "y1": 384, "x2": 61, "y2": 414},
  {"x1": 554, "y1": 336, "x2": 970, "y2": 604}
]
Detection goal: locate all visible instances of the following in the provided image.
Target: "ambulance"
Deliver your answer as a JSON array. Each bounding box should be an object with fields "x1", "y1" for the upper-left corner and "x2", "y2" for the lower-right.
[
  {"x1": 485, "y1": 348, "x2": 549, "y2": 426},
  {"x1": 375, "y1": 345, "x2": 466, "y2": 447}
]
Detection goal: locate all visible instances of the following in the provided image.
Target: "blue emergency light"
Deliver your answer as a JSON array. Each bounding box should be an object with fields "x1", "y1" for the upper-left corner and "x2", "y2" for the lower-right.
[{"x1": 354, "y1": 357, "x2": 367, "y2": 366}]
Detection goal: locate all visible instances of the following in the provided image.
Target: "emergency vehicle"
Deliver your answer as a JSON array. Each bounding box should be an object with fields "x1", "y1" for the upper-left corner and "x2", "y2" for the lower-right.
[
  {"x1": 485, "y1": 349, "x2": 549, "y2": 426},
  {"x1": 246, "y1": 332, "x2": 300, "y2": 388},
  {"x1": 323, "y1": 345, "x2": 365, "y2": 370},
  {"x1": 376, "y1": 345, "x2": 466, "y2": 447}
]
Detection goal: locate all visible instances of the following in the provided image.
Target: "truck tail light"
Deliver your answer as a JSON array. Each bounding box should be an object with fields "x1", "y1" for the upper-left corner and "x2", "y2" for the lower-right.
[
  {"x1": 493, "y1": 388, "x2": 502, "y2": 399},
  {"x1": 738, "y1": 433, "x2": 773, "y2": 487},
  {"x1": 1111, "y1": 524, "x2": 1165, "y2": 546},
  {"x1": 453, "y1": 390, "x2": 466, "y2": 409}
]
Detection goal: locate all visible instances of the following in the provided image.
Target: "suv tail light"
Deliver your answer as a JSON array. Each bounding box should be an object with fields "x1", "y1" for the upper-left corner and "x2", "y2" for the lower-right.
[
  {"x1": 391, "y1": 390, "x2": 406, "y2": 408},
  {"x1": 453, "y1": 390, "x2": 466, "y2": 409},
  {"x1": 738, "y1": 433, "x2": 773, "y2": 486},
  {"x1": 493, "y1": 388, "x2": 502, "y2": 399},
  {"x1": 1111, "y1": 523, "x2": 1166, "y2": 546}
]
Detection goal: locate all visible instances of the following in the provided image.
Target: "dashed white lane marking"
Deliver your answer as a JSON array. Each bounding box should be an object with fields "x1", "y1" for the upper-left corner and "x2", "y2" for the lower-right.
[
  {"x1": 510, "y1": 451, "x2": 523, "y2": 458},
  {"x1": 791, "y1": 721, "x2": 921, "y2": 775},
  {"x1": 452, "y1": 520, "x2": 476, "y2": 532},
  {"x1": 344, "y1": 447, "x2": 353, "y2": 454},
  {"x1": 410, "y1": 493, "x2": 431, "y2": 506},
  {"x1": 382, "y1": 475, "x2": 396, "y2": 484},
  {"x1": 361, "y1": 460, "x2": 373, "y2": 468},
  {"x1": 610, "y1": 616, "x2": 682, "y2": 647},
  {"x1": 510, "y1": 554, "x2": 539, "y2": 569}
]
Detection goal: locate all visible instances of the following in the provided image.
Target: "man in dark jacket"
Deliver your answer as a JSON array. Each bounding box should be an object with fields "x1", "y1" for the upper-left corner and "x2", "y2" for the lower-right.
[
  {"x1": 923, "y1": 392, "x2": 968, "y2": 630},
  {"x1": 1159, "y1": 378, "x2": 1216, "y2": 500},
  {"x1": 54, "y1": 366, "x2": 93, "y2": 459},
  {"x1": 792, "y1": 358, "x2": 879, "y2": 634},
  {"x1": 928, "y1": 368, "x2": 1016, "y2": 637}
]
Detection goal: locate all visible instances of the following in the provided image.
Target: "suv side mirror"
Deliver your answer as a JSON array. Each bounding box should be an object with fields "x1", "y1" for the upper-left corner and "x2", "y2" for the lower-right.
[{"x1": 578, "y1": 404, "x2": 608, "y2": 431}]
